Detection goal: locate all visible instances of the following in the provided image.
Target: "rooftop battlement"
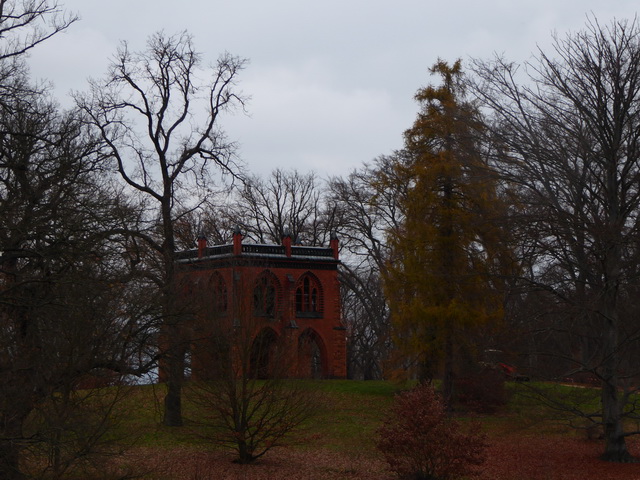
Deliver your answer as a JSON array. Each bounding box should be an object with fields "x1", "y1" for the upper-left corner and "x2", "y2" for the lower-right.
[{"x1": 176, "y1": 229, "x2": 339, "y2": 262}]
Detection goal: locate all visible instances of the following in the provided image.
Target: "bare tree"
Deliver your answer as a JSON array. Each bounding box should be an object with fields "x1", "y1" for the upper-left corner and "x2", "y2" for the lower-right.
[
  {"x1": 330, "y1": 154, "x2": 409, "y2": 273},
  {"x1": 0, "y1": 0, "x2": 75, "y2": 112},
  {"x1": 471, "y1": 17, "x2": 640, "y2": 461},
  {"x1": 0, "y1": 66, "x2": 151, "y2": 478},
  {"x1": 327, "y1": 155, "x2": 409, "y2": 379},
  {"x1": 340, "y1": 268, "x2": 389, "y2": 380},
  {"x1": 0, "y1": 3, "x2": 160, "y2": 478},
  {"x1": 219, "y1": 168, "x2": 333, "y2": 246},
  {"x1": 184, "y1": 281, "x2": 318, "y2": 464},
  {"x1": 0, "y1": 0, "x2": 75, "y2": 61},
  {"x1": 76, "y1": 31, "x2": 246, "y2": 426}
]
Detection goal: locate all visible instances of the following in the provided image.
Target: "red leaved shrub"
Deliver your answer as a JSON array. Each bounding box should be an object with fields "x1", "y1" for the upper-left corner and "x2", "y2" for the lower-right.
[{"x1": 376, "y1": 384, "x2": 487, "y2": 480}]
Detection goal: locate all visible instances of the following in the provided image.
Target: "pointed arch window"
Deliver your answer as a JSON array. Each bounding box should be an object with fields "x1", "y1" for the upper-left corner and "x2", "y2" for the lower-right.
[
  {"x1": 295, "y1": 274, "x2": 323, "y2": 318},
  {"x1": 254, "y1": 272, "x2": 278, "y2": 317},
  {"x1": 210, "y1": 272, "x2": 228, "y2": 314}
]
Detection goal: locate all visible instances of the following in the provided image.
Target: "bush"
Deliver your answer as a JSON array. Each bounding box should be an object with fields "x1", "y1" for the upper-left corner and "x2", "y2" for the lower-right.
[
  {"x1": 376, "y1": 384, "x2": 486, "y2": 480},
  {"x1": 184, "y1": 312, "x2": 320, "y2": 464}
]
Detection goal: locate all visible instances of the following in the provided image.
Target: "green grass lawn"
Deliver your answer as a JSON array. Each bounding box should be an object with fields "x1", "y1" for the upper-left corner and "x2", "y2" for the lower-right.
[
  {"x1": 301, "y1": 380, "x2": 401, "y2": 453},
  {"x1": 84, "y1": 379, "x2": 640, "y2": 480},
  {"x1": 113, "y1": 379, "x2": 405, "y2": 455},
  {"x1": 111, "y1": 379, "x2": 610, "y2": 458},
  {"x1": 22, "y1": 379, "x2": 640, "y2": 480}
]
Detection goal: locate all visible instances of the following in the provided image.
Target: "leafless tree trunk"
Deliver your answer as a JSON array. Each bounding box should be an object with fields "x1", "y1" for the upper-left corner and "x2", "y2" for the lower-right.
[{"x1": 76, "y1": 31, "x2": 246, "y2": 426}]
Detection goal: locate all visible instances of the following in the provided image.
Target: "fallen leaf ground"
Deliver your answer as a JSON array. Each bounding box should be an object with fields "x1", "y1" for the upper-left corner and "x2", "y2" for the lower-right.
[
  {"x1": 118, "y1": 433, "x2": 640, "y2": 480},
  {"x1": 480, "y1": 434, "x2": 640, "y2": 480}
]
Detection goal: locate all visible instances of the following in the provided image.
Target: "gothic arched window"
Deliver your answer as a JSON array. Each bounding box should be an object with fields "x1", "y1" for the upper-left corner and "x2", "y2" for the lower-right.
[
  {"x1": 209, "y1": 272, "x2": 228, "y2": 314},
  {"x1": 254, "y1": 272, "x2": 278, "y2": 317},
  {"x1": 295, "y1": 274, "x2": 322, "y2": 317}
]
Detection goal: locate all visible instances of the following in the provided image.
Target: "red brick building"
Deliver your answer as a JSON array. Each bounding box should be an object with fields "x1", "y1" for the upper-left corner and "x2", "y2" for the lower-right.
[{"x1": 175, "y1": 229, "x2": 347, "y2": 379}]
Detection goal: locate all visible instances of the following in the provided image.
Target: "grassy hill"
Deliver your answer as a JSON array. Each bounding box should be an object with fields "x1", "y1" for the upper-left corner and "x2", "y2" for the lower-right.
[{"x1": 62, "y1": 380, "x2": 640, "y2": 480}]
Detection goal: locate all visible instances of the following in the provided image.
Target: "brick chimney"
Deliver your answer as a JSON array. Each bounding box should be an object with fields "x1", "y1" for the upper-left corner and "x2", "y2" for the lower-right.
[
  {"x1": 233, "y1": 227, "x2": 243, "y2": 256},
  {"x1": 197, "y1": 233, "x2": 207, "y2": 258},
  {"x1": 330, "y1": 232, "x2": 339, "y2": 260},
  {"x1": 282, "y1": 228, "x2": 292, "y2": 257}
]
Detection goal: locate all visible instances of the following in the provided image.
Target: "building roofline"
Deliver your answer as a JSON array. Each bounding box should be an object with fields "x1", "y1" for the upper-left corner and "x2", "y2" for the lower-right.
[{"x1": 176, "y1": 242, "x2": 338, "y2": 263}]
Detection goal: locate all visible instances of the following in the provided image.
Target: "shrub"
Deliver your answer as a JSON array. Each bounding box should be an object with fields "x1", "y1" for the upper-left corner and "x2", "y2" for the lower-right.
[
  {"x1": 184, "y1": 311, "x2": 320, "y2": 464},
  {"x1": 376, "y1": 384, "x2": 486, "y2": 480}
]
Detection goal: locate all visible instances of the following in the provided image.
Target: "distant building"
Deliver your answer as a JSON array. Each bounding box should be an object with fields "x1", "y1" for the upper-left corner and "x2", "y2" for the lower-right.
[{"x1": 171, "y1": 229, "x2": 347, "y2": 380}]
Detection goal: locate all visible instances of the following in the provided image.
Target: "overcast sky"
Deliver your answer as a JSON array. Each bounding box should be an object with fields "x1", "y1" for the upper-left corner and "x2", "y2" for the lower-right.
[{"x1": 27, "y1": 1, "x2": 640, "y2": 178}]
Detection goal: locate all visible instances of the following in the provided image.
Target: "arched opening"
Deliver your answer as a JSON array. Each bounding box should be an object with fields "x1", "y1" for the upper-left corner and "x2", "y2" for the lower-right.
[
  {"x1": 298, "y1": 329, "x2": 326, "y2": 379},
  {"x1": 295, "y1": 273, "x2": 323, "y2": 317},
  {"x1": 209, "y1": 271, "x2": 228, "y2": 315},
  {"x1": 253, "y1": 272, "x2": 279, "y2": 317},
  {"x1": 250, "y1": 328, "x2": 278, "y2": 379}
]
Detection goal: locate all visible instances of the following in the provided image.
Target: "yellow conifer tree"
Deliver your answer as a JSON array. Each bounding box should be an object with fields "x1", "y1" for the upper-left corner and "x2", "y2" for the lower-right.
[{"x1": 382, "y1": 60, "x2": 508, "y2": 407}]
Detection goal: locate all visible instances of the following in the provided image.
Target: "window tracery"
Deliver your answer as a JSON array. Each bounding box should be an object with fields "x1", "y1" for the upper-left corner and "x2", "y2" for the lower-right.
[
  {"x1": 254, "y1": 272, "x2": 278, "y2": 317},
  {"x1": 295, "y1": 273, "x2": 322, "y2": 317}
]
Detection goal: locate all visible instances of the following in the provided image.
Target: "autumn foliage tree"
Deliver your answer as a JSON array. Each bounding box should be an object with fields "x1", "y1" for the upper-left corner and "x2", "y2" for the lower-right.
[{"x1": 383, "y1": 60, "x2": 509, "y2": 406}]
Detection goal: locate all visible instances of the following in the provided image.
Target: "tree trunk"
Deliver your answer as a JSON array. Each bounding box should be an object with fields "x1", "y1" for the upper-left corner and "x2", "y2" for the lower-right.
[
  {"x1": 163, "y1": 380, "x2": 183, "y2": 427},
  {"x1": 0, "y1": 418, "x2": 26, "y2": 480},
  {"x1": 161, "y1": 196, "x2": 185, "y2": 427},
  {"x1": 600, "y1": 321, "x2": 631, "y2": 462},
  {"x1": 162, "y1": 322, "x2": 184, "y2": 427},
  {"x1": 442, "y1": 329, "x2": 454, "y2": 413},
  {"x1": 161, "y1": 294, "x2": 185, "y2": 426},
  {"x1": 601, "y1": 380, "x2": 631, "y2": 462},
  {"x1": 599, "y1": 239, "x2": 631, "y2": 462},
  {"x1": 418, "y1": 354, "x2": 434, "y2": 384}
]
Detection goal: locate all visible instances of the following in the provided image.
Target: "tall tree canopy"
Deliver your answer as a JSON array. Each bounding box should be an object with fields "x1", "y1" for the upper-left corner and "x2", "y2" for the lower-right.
[
  {"x1": 76, "y1": 32, "x2": 246, "y2": 426},
  {"x1": 214, "y1": 168, "x2": 333, "y2": 246},
  {"x1": 0, "y1": 70, "x2": 151, "y2": 479},
  {"x1": 383, "y1": 60, "x2": 507, "y2": 406},
  {"x1": 0, "y1": 3, "x2": 155, "y2": 477}
]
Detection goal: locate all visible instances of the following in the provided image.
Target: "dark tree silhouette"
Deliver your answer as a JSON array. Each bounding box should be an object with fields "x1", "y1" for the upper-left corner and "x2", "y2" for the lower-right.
[
  {"x1": 77, "y1": 32, "x2": 246, "y2": 426},
  {"x1": 472, "y1": 17, "x2": 640, "y2": 461}
]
